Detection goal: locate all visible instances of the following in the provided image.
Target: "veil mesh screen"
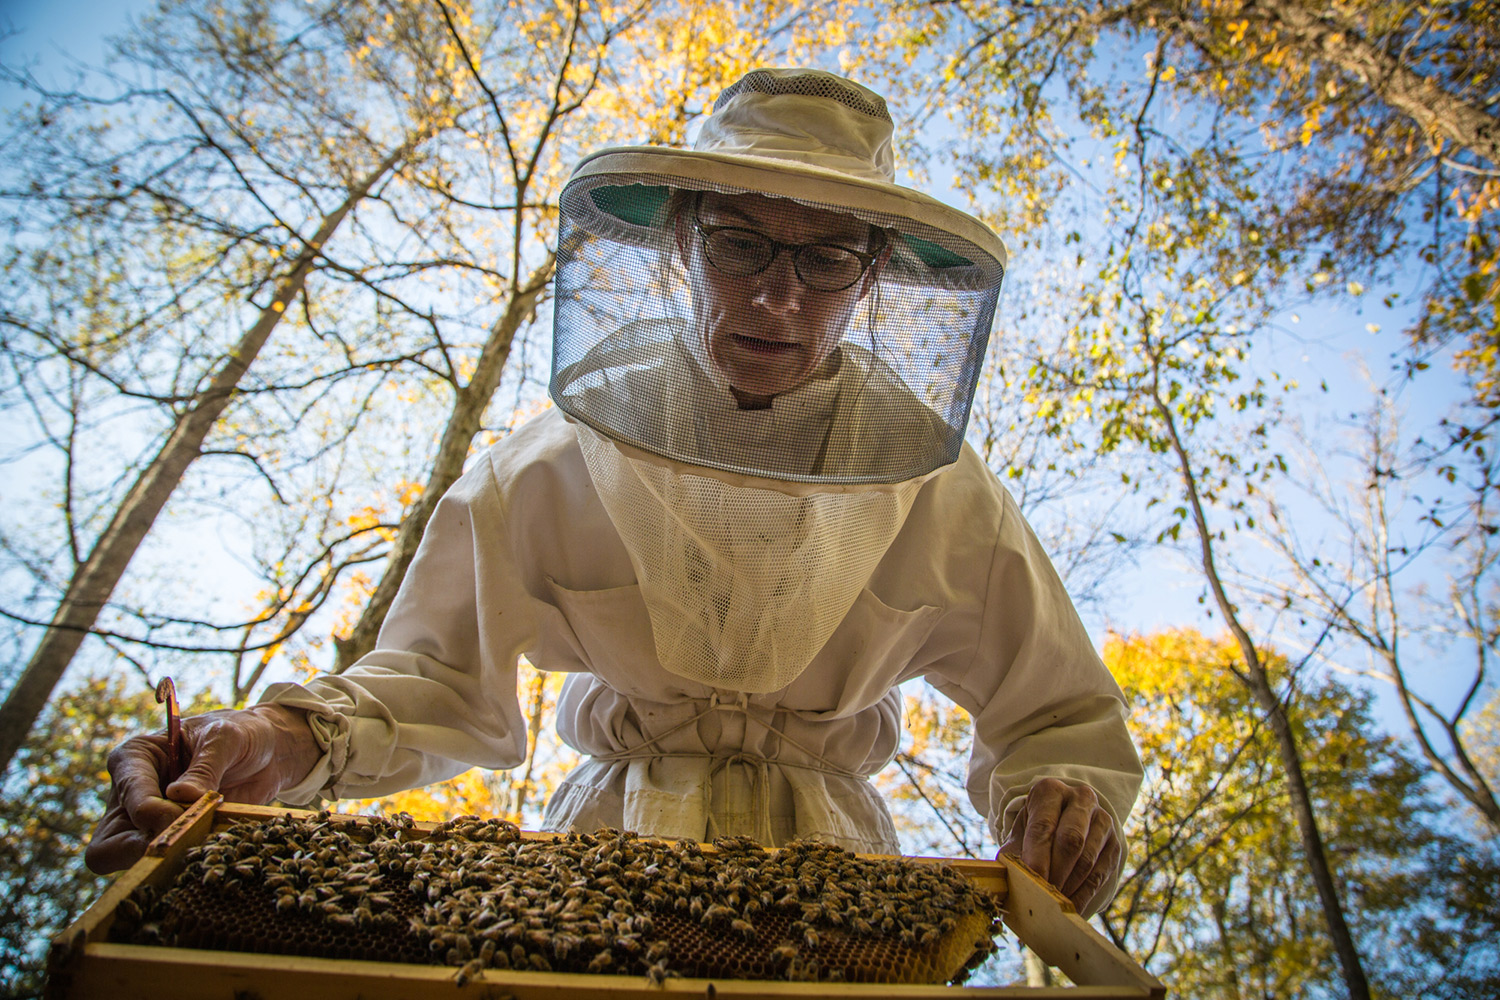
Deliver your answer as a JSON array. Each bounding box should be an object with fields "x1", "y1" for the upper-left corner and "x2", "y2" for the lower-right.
[
  {"x1": 552, "y1": 177, "x2": 1002, "y2": 485},
  {"x1": 576, "y1": 424, "x2": 924, "y2": 692}
]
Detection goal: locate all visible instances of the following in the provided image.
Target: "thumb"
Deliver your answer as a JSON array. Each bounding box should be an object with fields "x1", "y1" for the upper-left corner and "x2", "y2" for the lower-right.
[{"x1": 162, "y1": 719, "x2": 240, "y2": 803}]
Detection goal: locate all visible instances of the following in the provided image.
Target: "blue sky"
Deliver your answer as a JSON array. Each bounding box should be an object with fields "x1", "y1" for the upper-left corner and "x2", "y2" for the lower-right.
[{"x1": 2, "y1": 0, "x2": 134, "y2": 73}]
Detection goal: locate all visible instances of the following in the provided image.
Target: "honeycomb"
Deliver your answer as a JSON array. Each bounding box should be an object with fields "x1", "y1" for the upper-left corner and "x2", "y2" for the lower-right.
[{"x1": 109, "y1": 812, "x2": 1001, "y2": 985}]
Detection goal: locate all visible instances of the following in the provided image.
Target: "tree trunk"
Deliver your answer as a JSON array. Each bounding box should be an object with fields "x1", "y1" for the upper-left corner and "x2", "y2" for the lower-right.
[
  {"x1": 510, "y1": 667, "x2": 552, "y2": 819},
  {"x1": 0, "y1": 143, "x2": 413, "y2": 777},
  {"x1": 1256, "y1": 1, "x2": 1498, "y2": 166},
  {"x1": 1139, "y1": 0, "x2": 1499, "y2": 166},
  {"x1": 1152, "y1": 389, "x2": 1372, "y2": 1000},
  {"x1": 332, "y1": 253, "x2": 555, "y2": 670}
]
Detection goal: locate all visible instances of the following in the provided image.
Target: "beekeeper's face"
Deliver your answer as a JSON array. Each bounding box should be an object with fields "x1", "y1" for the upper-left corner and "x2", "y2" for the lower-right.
[{"x1": 677, "y1": 192, "x2": 885, "y2": 407}]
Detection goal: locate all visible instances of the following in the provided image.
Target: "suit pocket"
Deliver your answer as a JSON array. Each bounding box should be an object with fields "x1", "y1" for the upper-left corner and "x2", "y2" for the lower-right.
[
  {"x1": 779, "y1": 589, "x2": 942, "y2": 717},
  {"x1": 542, "y1": 578, "x2": 696, "y2": 697}
]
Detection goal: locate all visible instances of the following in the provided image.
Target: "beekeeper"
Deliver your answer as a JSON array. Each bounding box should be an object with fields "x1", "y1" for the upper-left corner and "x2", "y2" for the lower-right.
[{"x1": 88, "y1": 69, "x2": 1143, "y2": 917}]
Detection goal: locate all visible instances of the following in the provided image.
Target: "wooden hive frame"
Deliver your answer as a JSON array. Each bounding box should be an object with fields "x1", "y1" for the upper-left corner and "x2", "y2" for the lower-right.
[{"x1": 45, "y1": 794, "x2": 1166, "y2": 999}]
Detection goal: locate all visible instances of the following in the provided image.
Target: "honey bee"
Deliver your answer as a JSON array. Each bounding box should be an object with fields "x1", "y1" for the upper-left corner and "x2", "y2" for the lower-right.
[
  {"x1": 701, "y1": 904, "x2": 733, "y2": 925},
  {"x1": 454, "y1": 958, "x2": 484, "y2": 986}
]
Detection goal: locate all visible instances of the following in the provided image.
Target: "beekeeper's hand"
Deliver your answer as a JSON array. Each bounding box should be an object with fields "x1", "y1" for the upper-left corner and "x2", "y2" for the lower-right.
[
  {"x1": 85, "y1": 704, "x2": 320, "y2": 874},
  {"x1": 998, "y1": 777, "x2": 1121, "y2": 916}
]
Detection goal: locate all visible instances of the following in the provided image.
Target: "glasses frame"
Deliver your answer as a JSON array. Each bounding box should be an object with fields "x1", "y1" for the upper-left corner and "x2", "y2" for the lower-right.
[{"x1": 691, "y1": 197, "x2": 883, "y2": 292}]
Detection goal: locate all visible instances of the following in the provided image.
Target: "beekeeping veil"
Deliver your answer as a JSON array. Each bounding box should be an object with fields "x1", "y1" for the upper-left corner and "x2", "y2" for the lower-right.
[{"x1": 551, "y1": 68, "x2": 1007, "y2": 694}]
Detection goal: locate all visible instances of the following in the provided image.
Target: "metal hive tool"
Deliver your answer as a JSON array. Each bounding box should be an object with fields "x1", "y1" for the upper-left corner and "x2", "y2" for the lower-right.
[{"x1": 106, "y1": 811, "x2": 1002, "y2": 986}]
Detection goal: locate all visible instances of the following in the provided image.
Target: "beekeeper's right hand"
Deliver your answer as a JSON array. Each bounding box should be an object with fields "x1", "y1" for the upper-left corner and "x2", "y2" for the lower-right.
[{"x1": 85, "y1": 704, "x2": 320, "y2": 874}]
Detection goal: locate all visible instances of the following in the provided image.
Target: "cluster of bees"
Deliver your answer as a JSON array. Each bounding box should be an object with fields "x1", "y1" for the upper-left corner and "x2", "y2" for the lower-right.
[{"x1": 110, "y1": 811, "x2": 1001, "y2": 985}]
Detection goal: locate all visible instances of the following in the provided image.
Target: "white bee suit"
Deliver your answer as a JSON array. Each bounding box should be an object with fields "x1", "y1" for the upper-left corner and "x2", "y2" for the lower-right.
[
  {"x1": 262, "y1": 408, "x2": 1143, "y2": 904},
  {"x1": 260, "y1": 66, "x2": 1143, "y2": 919}
]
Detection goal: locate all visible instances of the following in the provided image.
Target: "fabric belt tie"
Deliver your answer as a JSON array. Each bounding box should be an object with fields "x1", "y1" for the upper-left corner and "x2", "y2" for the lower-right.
[{"x1": 587, "y1": 692, "x2": 865, "y2": 844}]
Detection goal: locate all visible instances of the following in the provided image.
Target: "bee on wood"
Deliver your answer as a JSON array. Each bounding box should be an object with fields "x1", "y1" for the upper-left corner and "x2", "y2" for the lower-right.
[
  {"x1": 586, "y1": 951, "x2": 614, "y2": 973},
  {"x1": 454, "y1": 958, "x2": 484, "y2": 986}
]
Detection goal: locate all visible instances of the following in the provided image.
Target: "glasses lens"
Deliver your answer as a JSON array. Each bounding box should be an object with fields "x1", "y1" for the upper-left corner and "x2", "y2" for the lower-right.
[
  {"x1": 795, "y1": 245, "x2": 865, "y2": 291},
  {"x1": 703, "y1": 229, "x2": 773, "y2": 276}
]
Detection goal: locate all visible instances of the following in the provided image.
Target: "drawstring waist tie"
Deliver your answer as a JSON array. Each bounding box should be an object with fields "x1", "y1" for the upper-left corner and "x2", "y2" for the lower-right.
[{"x1": 587, "y1": 691, "x2": 868, "y2": 843}]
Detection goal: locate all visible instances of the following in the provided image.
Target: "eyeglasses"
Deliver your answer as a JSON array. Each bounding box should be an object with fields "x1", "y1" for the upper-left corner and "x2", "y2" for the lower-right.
[{"x1": 693, "y1": 203, "x2": 882, "y2": 292}]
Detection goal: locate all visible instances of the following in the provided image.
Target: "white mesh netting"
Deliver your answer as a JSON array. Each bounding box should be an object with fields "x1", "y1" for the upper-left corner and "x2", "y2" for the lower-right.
[
  {"x1": 552, "y1": 171, "x2": 1001, "y2": 686},
  {"x1": 576, "y1": 424, "x2": 925, "y2": 692},
  {"x1": 553, "y1": 179, "x2": 1002, "y2": 485},
  {"x1": 713, "y1": 68, "x2": 893, "y2": 123}
]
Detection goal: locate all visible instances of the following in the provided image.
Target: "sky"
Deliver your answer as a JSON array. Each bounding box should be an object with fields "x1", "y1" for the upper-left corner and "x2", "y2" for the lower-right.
[{"x1": 1, "y1": 0, "x2": 133, "y2": 77}]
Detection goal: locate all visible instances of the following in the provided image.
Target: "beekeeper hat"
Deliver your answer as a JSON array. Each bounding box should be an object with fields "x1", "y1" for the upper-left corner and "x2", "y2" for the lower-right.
[{"x1": 551, "y1": 67, "x2": 1008, "y2": 486}]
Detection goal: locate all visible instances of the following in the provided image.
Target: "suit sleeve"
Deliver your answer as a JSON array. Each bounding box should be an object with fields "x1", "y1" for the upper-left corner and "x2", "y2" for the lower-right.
[
  {"x1": 261, "y1": 454, "x2": 533, "y2": 802},
  {"x1": 925, "y1": 484, "x2": 1143, "y2": 915}
]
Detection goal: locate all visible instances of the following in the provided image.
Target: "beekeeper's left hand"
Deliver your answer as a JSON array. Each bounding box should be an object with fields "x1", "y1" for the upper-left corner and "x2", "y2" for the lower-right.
[{"x1": 998, "y1": 777, "x2": 1121, "y2": 915}]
